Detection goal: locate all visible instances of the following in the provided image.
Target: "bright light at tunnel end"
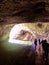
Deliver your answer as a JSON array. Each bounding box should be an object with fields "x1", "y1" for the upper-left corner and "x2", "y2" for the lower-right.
[{"x1": 8, "y1": 24, "x2": 35, "y2": 46}]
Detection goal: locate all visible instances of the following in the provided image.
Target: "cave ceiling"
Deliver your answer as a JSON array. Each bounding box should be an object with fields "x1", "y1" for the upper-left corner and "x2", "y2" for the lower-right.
[{"x1": 0, "y1": 0, "x2": 49, "y2": 24}]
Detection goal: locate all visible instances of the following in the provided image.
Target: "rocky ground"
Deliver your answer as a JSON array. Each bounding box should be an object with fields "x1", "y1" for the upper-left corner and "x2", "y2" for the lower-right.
[{"x1": 0, "y1": 38, "x2": 49, "y2": 65}]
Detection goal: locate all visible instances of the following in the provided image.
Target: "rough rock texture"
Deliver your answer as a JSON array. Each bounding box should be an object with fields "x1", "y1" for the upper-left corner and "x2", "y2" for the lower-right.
[
  {"x1": 0, "y1": 23, "x2": 49, "y2": 41},
  {"x1": 0, "y1": 0, "x2": 49, "y2": 24},
  {"x1": 0, "y1": 0, "x2": 49, "y2": 41}
]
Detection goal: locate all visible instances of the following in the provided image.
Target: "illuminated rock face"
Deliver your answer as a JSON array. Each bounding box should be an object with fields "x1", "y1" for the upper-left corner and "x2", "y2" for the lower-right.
[
  {"x1": 0, "y1": 23, "x2": 49, "y2": 43},
  {"x1": 9, "y1": 24, "x2": 35, "y2": 42},
  {"x1": 9, "y1": 23, "x2": 49, "y2": 43}
]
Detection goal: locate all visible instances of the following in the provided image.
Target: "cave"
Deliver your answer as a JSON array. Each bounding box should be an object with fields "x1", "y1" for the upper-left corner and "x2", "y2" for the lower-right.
[{"x1": 0, "y1": 0, "x2": 49, "y2": 65}]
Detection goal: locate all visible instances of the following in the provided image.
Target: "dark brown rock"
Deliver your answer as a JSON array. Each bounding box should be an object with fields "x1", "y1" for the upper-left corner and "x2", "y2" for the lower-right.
[{"x1": 0, "y1": 0, "x2": 49, "y2": 24}]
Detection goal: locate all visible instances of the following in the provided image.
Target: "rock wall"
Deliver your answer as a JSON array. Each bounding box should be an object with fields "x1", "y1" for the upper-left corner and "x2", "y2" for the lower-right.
[
  {"x1": 0, "y1": 0, "x2": 49, "y2": 24},
  {"x1": 0, "y1": 23, "x2": 49, "y2": 42}
]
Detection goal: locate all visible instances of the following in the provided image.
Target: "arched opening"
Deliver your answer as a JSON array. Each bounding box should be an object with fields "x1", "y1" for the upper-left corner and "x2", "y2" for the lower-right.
[{"x1": 8, "y1": 23, "x2": 36, "y2": 46}]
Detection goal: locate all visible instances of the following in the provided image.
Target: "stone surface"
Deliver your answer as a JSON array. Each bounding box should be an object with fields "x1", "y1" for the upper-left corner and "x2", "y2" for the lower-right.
[{"x1": 0, "y1": 0, "x2": 49, "y2": 24}]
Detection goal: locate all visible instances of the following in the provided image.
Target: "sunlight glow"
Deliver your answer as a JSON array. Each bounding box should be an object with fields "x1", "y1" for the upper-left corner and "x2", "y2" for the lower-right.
[
  {"x1": 9, "y1": 24, "x2": 33, "y2": 39},
  {"x1": 9, "y1": 39, "x2": 32, "y2": 46},
  {"x1": 8, "y1": 24, "x2": 35, "y2": 46}
]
